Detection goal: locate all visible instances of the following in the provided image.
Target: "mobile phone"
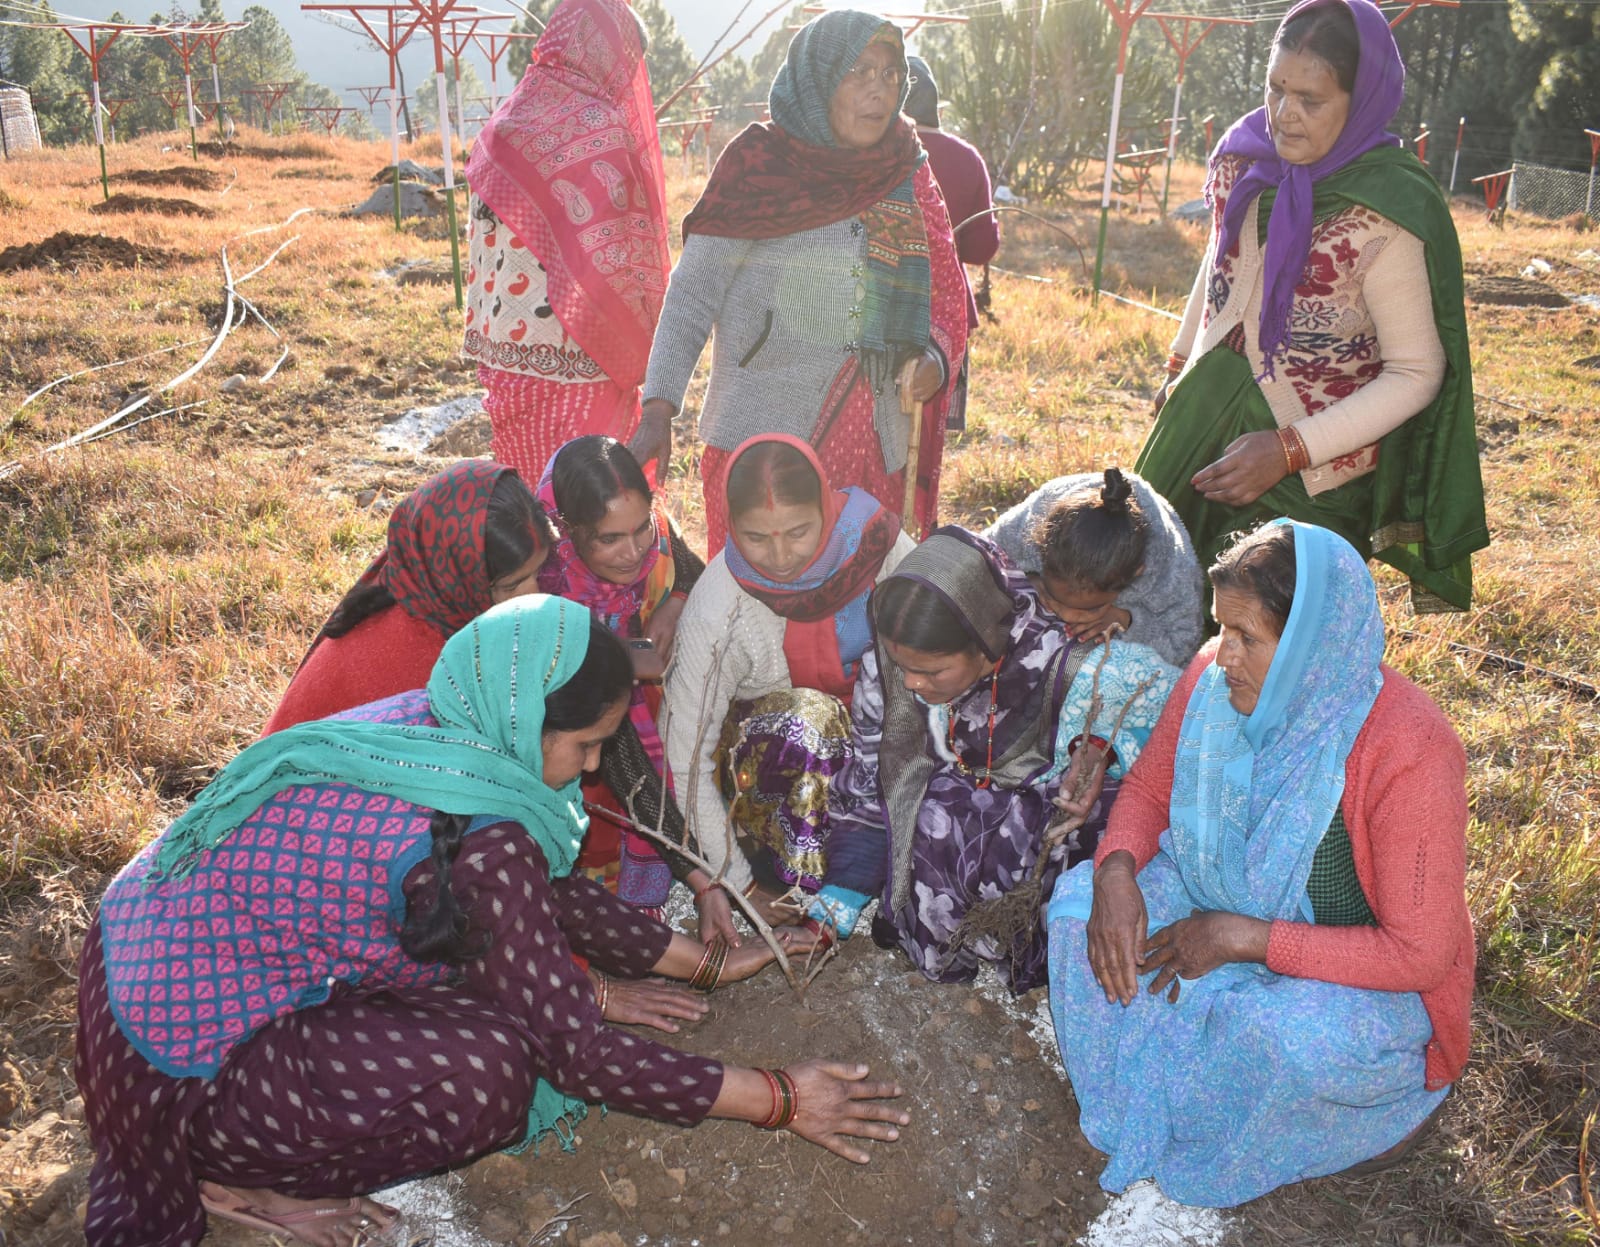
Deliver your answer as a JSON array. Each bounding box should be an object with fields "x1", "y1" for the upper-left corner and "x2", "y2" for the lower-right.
[{"x1": 627, "y1": 638, "x2": 656, "y2": 651}]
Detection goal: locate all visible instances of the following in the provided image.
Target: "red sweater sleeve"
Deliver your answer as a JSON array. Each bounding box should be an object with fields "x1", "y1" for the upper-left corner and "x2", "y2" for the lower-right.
[
  {"x1": 1093, "y1": 645, "x2": 1214, "y2": 870},
  {"x1": 1265, "y1": 670, "x2": 1471, "y2": 995},
  {"x1": 262, "y1": 607, "x2": 444, "y2": 735}
]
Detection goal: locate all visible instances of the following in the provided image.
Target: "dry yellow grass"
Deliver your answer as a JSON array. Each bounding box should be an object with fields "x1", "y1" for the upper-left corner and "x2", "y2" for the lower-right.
[{"x1": 0, "y1": 127, "x2": 1597, "y2": 1245}]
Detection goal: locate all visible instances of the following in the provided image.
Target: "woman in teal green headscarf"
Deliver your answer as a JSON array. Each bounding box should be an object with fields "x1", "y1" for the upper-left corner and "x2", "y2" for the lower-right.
[
  {"x1": 1138, "y1": 0, "x2": 1486, "y2": 613},
  {"x1": 76, "y1": 596, "x2": 911, "y2": 1247}
]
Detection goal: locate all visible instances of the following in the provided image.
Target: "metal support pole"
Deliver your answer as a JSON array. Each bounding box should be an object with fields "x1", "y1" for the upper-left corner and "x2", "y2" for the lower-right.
[
  {"x1": 1091, "y1": 68, "x2": 1126, "y2": 302},
  {"x1": 185, "y1": 73, "x2": 198, "y2": 159},
  {"x1": 92, "y1": 78, "x2": 109, "y2": 200},
  {"x1": 1160, "y1": 75, "x2": 1182, "y2": 218},
  {"x1": 1448, "y1": 116, "x2": 1463, "y2": 194},
  {"x1": 389, "y1": 92, "x2": 402, "y2": 231},
  {"x1": 452, "y1": 59, "x2": 465, "y2": 144},
  {"x1": 436, "y1": 68, "x2": 464, "y2": 309}
]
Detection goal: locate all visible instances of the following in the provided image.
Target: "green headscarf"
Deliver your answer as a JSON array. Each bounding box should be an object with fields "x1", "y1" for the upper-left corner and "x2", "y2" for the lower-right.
[{"x1": 151, "y1": 593, "x2": 592, "y2": 881}]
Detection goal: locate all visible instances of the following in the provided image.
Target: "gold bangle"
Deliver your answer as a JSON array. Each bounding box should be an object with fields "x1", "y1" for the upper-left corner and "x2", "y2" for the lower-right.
[{"x1": 1276, "y1": 427, "x2": 1298, "y2": 475}]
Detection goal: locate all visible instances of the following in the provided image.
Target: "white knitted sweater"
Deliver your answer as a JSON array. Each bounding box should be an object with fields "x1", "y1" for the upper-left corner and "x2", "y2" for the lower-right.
[{"x1": 660, "y1": 533, "x2": 916, "y2": 888}]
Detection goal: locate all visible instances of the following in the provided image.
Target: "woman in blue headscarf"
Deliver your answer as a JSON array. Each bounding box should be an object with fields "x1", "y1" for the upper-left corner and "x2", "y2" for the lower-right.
[
  {"x1": 1046, "y1": 522, "x2": 1475, "y2": 1206},
  {"x1": 1137, "y1": 0, "x2": 1486, "y2": 615},
  {"x1": 75, "y1": 596, "x2": 910, "y2": 1247},
  {"x1": 633, "y1": 7, "x2": 968, "y2": 551}
]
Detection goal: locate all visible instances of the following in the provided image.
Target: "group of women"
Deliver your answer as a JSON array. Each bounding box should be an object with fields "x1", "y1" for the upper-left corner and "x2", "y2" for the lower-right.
[{"x1": 75, "y1": 0, "x2": 1487, "y2": 1241}]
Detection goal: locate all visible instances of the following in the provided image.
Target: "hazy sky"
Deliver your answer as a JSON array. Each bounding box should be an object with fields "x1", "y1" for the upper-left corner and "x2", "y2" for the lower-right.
[{"x1": 35, "y1": 1, "x2": 794, "y2": 104}]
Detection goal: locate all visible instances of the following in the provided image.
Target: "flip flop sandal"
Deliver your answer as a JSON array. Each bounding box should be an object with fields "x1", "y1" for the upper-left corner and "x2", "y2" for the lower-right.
[
  {"x1": 201, "y1": 1187, "x2": 402, "y2": 1243},
  {"x1": 1337, "y1": 1092, "x2": 1451, "y2": 1179}
]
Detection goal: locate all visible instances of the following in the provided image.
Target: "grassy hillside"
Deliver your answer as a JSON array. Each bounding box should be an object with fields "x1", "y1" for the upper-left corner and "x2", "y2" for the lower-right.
[{"x1": 1, "y1": 128, "x2": 1597, "y2": 1245}]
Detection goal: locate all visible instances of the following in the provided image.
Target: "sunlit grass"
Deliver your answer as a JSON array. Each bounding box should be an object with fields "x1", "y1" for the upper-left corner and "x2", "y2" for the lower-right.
[{"x1": 0, "y1": 130, "x2": 1597, "y2": 1245}]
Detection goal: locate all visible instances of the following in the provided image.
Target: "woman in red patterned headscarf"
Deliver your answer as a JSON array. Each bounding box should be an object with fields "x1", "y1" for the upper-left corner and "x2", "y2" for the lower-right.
[
  {"x1": 262, "y1": 461, "x2": 555, "y2": 735},
  {"x1": 463, "y1": 0, "x2": 671, "y2": 485}
]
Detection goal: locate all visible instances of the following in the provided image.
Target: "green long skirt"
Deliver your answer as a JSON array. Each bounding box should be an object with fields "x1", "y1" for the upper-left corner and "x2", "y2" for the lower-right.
[{"x1": 1136, "y1": 347, "x2": 1471, "y2": 613}]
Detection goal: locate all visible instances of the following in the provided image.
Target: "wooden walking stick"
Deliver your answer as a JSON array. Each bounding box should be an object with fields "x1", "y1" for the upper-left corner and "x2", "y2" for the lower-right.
[{"x1": 899, "y1": 356, "x2": 923, "y2": 537}]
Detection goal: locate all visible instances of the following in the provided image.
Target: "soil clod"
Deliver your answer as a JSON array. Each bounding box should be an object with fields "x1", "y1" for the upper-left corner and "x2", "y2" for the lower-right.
[
  {"x1": 0, "y1": 232, "x2": 177, "y2": 272},
  {"x1": 109, "y1": 167, "x2": 223, "y2": 192},
  {"x1": 89, "y1": 192, "x2": 214, "y2": 219}
]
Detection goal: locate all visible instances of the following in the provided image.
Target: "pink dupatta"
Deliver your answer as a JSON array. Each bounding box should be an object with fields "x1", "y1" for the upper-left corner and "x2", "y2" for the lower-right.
[{"x1": 465, "y1": 0, "x2": 670, "y2": 391}]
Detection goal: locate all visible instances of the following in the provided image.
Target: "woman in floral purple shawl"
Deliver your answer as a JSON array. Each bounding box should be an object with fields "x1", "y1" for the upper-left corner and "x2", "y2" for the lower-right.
[{"x1": 805, "y1": 528, "x2": 1168, "y2": 992}]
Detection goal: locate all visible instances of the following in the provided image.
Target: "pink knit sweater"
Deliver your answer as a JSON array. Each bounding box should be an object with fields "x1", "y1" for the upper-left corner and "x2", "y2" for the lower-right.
[{"x1": 1096, "y1": 642, "x2": 1474, "y2": 1090}]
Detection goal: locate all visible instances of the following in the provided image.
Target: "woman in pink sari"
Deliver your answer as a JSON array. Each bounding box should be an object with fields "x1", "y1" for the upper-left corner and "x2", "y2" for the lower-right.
[{"x1": 463, "y1": 0, "x2": 671, "y2": 483}]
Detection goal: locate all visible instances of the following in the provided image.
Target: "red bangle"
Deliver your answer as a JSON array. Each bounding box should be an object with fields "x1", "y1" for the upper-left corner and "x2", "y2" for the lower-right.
[
  {"x1": 800, "y1": 917, "x2": 835, "y2": 950},
  {"x1": 756, "y1": 1068, "x2": 784, "y2": 1129},
  {"x1": 1068, "y1": 734, "x2": 1116, "y2": 764},
  {"x1": 1165, "y1": 352, "x2": 1187, "y2": 375},
  {"x1": 693, "y1": 881, "x2": 718, "y2": 904},
  {"x1": 1277, "y1": 425, "x2": 1310, "y2": 474}
]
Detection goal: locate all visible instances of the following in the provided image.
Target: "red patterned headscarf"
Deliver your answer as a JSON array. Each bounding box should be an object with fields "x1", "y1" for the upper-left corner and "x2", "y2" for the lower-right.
[
  {"x1": 465, "y1": 0, "x2": 670, "y2": 390},
  {"x1": 368, "y1": 460, "x2": 508, "y2": 638}
]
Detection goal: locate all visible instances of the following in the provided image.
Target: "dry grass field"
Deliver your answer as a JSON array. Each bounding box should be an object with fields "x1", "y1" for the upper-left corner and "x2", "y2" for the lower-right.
[{"x1": 0, "y1": 127, "x2": 1597, "y2": 1245}]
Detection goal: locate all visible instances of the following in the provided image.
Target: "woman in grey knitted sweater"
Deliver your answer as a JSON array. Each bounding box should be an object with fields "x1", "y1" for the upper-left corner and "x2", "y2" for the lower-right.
[{"x1": 630, "y1": 9, "x2": 968, "y2": 553}]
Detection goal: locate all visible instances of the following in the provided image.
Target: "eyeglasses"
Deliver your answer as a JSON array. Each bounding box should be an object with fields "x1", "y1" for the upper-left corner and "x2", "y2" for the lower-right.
[{"x1": 842, "y1": 61, "x2": 904, "y2": 88}]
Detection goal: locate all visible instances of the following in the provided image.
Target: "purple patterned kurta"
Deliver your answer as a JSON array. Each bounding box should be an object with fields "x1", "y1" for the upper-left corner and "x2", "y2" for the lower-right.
[
  {"x1": 76, "y1": 691, "x2": 724, "y2": 1247},
  {"x1": 823, "y1": 541, "x2": 1120, "y2": 994}
]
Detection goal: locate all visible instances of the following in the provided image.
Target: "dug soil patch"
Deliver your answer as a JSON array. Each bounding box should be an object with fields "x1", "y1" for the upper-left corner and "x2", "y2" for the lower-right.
[
  {"x1": 0, "y1": 231, "x2": 176, "y2": 272},
  {"x1": 450, "y1": 938, "x2": 1107, "y2": 1247},
  {"x1": 89, "y1": 192, "x2": 214, "y2": 219},
  {"x1": 109, "y1": 166, "x2": 223, "y2": 192},
  {"x1": 1465, "y1": 275, "x2": 1570, "y2": 308}
]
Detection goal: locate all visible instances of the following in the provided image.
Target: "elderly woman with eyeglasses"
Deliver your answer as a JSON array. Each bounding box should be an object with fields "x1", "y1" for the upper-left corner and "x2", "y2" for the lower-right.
[{"x1": 632, "y1": 8, "x2": 968, "y2": 552}]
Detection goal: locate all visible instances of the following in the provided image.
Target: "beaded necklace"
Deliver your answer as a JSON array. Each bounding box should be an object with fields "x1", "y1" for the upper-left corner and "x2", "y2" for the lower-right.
[{"x1": 944, "y1": 657, "x2": 1003, "y2": 789}]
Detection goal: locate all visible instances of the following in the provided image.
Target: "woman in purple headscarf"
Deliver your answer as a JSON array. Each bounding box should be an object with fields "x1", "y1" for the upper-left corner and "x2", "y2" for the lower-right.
[{"x1": 1136, "y1": 0, "x2": 1487, "y2": 616}]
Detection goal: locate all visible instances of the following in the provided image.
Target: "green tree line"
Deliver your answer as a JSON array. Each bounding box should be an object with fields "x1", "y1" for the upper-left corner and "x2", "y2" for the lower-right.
[{"x1": 5, "y1": 0, "x2": 1595, "y2": 186}]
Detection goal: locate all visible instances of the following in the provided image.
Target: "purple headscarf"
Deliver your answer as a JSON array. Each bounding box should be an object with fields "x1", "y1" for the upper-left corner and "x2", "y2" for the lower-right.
[{"x1": 1211, "y1": 0, "x2": 1404, "y2": 376}]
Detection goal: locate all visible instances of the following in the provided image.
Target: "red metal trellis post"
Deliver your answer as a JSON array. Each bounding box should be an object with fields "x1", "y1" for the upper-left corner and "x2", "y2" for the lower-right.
[
  {"x1": 159, "y1": 23, "x2": 243, "y2": 160},
  {"x1": 302, "y1": 3, "x2": 428, "y2": 231},
  {"x1": 470, "y1": 30, "x2": 537, "y2": 115},
  {"x1": 438, "y1": 10, "x2": 511, "y2": 139},
  {"x1": 1379, "y1": 0, "x2": 1460, "y2": 25},
  {"x1": 301, "y1": 104, "x2": 355, "y2": 136},
  {"x1": 1091, "y1": 0, "x2": 1156, "y2": 301},
  {"x1": 56, "y1": 21, "x2": 152, "y2": 199},
  {"x1": 1473, "y1": 169, "x2": 1511, "y2": 225},
  {"x1": 407, "y1": 0, "x2": 470, "y2": 309},
  {"x1": 1414, "y1": 125, "x2": 1429, "y2": 166},
  {"x1": 1149, "y1": 13, "x2": 1249, "y2": 217}
]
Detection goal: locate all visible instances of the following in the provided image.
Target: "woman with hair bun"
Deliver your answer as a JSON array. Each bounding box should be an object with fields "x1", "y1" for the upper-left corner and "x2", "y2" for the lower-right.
[
  {"x1": 986, "y1": 467, "x2": 1205, "y2": 667},
  {"x1": 803, "y1": 523, "x2": 1178, "y2": 993}
]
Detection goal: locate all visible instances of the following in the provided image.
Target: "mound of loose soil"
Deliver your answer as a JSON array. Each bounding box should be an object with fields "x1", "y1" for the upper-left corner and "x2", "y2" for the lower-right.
[
  {"x1": 0, "y1": 231, "x2": 176, "y2": 272},
  {"x1": 89, "y1": 192, "x2": 214, "y2": 219},
  {"x1": 1574, "y1": 354, "x2": 1600, "y2": 370},
  {"x1": 196, "y1": 140, "x2": 242, "y2": 158},
  {"x1": 109, "y1": 166, "x2": 223, "y2": 192},
  {"x1": 1465, "y1": 275, "x2": 1570, "y2": 308},
  {"x1": 444, "y1": 939, "x2": 1107, "y2": 1247}
]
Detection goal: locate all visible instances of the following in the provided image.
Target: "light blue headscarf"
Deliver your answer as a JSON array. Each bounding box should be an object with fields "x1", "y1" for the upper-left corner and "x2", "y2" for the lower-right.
[
  {"x1": 151, "y1": 594, "x2": 592, "y2": 882},
  {"x1": 1167, "y1": 521, "x2": 1384, "y2": 921}
]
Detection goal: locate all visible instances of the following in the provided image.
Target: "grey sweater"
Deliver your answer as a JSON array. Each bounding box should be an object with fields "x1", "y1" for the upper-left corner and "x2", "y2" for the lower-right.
[
  {"x1": 984, "y1": 473, "x2": 1205, "y2": 668},
  {"x1": 643, "y1": 164, "x2": 949, "y2": 472}
]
